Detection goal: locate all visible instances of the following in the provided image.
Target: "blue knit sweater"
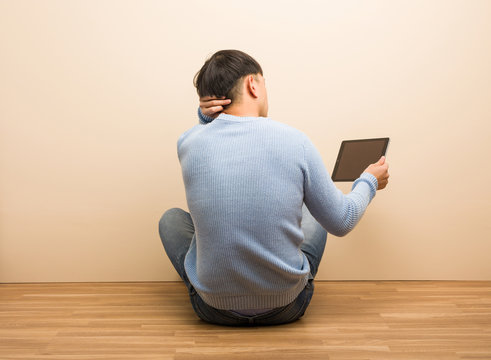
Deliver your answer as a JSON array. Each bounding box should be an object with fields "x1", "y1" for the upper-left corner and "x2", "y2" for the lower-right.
[{"x1": 176, "y1": 109, "x2": 378, "y2": 310}]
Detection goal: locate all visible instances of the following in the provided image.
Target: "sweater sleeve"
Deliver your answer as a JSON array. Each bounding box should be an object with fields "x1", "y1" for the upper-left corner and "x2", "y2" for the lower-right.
[
  {"x1": 197, "y1": 107, "x2": 215, "y2": 124},
  {"x1": 302, "y1": 136, "x2": 378, "y2": 237}
]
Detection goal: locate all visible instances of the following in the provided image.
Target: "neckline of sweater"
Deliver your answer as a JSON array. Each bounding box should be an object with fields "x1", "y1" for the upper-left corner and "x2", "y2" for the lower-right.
[{"x1": 216, "y1": 113, "x2": 270, "y2": 122}]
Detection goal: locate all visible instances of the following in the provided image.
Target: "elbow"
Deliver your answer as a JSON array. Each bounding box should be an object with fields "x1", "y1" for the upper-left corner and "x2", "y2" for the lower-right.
[
  {"x1": 328, "y1": 200, "x2": 360, "y2": 237},
  {"x1": 329, "y1": 227, "x2": 352, "y2": 238}
]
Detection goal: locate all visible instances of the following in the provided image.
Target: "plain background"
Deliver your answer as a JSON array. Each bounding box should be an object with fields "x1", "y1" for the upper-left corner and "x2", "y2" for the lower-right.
[{"x1": 1, "y1": 0, "x2": 490, "y2": 283}]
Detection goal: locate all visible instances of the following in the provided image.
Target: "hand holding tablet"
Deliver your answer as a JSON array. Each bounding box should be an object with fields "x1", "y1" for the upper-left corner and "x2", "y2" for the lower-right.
[
  {"x1": 331, "y1": 137, "x2": 390, "y2": 189},
  {"x1": 363, "y1": 155, "x2": 390, "y2": 190}
]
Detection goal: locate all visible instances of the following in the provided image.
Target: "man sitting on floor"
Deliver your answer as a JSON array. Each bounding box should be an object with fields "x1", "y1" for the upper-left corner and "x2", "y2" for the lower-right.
[{"x1": 158, "y1": 49, "x2": 389, "y2": 326}]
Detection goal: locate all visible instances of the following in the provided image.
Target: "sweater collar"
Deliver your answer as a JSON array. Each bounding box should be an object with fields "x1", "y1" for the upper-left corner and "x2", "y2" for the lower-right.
[{"x1": 215, "y1": 113, "x2": 269, "y2": 122}]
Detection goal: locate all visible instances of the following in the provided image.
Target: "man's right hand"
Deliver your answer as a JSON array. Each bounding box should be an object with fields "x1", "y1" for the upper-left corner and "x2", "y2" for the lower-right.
[
  {"x1": 364, "y1": 156, "x2": 390, "y2": 190},
  {"x1": 199, "y1": 96, "x2": 232, "y2": 119}
]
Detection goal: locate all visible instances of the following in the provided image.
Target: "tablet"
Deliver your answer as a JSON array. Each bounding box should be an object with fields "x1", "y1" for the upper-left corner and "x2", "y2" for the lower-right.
[{"x1": 331, "y1": 137, "x2": 390, "y2": 182}]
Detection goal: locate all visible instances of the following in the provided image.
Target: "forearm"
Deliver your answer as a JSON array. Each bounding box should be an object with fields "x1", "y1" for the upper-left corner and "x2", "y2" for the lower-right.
[
  {"x1": 303, "y1": 137, "x2": 377, "y2": 236},
  {"x1": 334, "y1": 173, "x2": 377, "y2": 235},
  {"x1": 305, "y1": 174, "x2": 376, "y2": 236}
]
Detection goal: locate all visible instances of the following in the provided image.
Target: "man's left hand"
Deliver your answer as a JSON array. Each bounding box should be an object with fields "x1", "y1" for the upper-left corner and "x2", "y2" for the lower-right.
[{"x1": 199, "y1": 96, "x2": 231, "y2": 119}]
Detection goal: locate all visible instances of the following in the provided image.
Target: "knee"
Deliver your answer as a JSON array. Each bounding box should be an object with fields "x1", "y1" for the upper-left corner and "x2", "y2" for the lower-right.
[{"x1": 158, "y1": 207, "x2": 185, "y2": 233}]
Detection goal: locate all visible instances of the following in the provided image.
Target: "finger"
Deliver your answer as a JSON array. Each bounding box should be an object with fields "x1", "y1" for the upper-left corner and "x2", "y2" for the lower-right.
[
  {"x1": 378, "y1": 156, "x2": 386, "y2": 165},
  {"x1": 203, "y1": 105, "x2": 224, "y2": 116},
  {"x1": 209, "y1": 99, "x2": 231, "y2": 107},
  {"x1": 200, "y1": 99, "x2": 231, "y2": 108}
]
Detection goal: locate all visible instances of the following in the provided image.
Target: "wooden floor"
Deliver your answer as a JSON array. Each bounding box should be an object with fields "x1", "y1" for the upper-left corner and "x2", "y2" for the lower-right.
[{"x1": 1, "y1": 281, "x2": 490, "y2": 360}]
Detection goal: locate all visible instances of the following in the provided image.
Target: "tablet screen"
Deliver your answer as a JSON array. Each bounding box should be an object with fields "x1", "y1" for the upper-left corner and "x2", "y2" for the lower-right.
[{"x1": 331, "y1": 138, "x2": 390, "y2": 182}]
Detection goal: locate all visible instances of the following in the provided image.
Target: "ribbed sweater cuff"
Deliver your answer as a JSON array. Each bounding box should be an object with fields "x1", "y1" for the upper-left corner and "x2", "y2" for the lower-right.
[
  {"x1": 352, "y1": 172, "x2": 378, "y2": 200},
  {"x1": 198, "y1": 107, "x2": 215, "y2": 124}
]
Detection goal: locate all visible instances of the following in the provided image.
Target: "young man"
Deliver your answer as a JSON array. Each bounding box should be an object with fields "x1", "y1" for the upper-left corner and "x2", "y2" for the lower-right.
[{"x1": 159, "y1": 50, "x2": 389, "y2": 326}]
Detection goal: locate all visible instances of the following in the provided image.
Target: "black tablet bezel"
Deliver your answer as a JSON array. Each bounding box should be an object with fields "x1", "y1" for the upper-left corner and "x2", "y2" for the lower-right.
[{"x1": 331, "y1": 137, "x2": 390, "y2": 182}]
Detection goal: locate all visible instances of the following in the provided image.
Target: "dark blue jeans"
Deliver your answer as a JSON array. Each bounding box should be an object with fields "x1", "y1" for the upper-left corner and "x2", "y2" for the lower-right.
[{"x1": 158, "y1": 204, "x2": 327, "y2": 326}]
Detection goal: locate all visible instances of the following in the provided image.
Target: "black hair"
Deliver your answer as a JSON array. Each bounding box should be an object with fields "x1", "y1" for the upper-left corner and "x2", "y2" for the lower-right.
[{"x1": 193, "y1": 49, "x2": 263, "y2": 104}]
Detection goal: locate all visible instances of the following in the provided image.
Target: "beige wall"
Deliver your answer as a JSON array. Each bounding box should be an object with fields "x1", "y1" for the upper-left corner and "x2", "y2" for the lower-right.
[{"x1": 1, "y1": 0, "x2": 490, "y2": 283}]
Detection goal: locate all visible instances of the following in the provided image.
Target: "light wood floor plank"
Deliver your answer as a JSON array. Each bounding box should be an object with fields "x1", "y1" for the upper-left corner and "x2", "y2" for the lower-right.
[{"x1": 0, "y1": 281, "x2": 490, "y2": 359}]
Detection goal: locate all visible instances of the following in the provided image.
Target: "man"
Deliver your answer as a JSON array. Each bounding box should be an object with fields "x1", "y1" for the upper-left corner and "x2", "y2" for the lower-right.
[{"x1": 159, "y1": 49, "x2": 389, "y2": 326}]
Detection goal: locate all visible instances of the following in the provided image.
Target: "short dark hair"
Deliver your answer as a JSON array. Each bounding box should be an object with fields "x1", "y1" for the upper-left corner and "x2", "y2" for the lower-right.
[{"x1": 193, "y1": 50, "x2": 263, "y2": 104}]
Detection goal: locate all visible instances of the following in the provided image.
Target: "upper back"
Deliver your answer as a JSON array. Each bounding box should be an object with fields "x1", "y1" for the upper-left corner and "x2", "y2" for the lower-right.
[{"x1": 177, "y1": 114, "x2": 308, "y2": 217}]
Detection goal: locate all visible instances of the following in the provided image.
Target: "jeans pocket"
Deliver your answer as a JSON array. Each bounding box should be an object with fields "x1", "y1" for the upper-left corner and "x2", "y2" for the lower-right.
[
  {"x1": 253, "y1": 282, "x2": 314, "y2": 326},
  {"x1": 190, "y1": 293, "x2": 246, "y2": 326}
]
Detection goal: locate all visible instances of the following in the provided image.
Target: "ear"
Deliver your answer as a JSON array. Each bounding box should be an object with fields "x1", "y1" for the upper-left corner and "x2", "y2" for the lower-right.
[{"x1": 246, "y1": 75, "x2": 259, "y2": 98}]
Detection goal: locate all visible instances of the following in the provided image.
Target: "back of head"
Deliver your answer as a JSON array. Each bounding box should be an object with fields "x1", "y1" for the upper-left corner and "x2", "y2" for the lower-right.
[{"x1": 194, "y1": 50, "x2": 263, "y2": 106}]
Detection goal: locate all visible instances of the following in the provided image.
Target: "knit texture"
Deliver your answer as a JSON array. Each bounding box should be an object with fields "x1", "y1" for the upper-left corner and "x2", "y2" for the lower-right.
[{"x1": 177, "y1": 109, "x2": 378, "y2": 310}]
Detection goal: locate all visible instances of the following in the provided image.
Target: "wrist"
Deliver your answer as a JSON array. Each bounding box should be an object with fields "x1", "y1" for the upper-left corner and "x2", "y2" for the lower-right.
[{"x1": 353, "y1": 172, "x2": 378, "y2": 199}]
